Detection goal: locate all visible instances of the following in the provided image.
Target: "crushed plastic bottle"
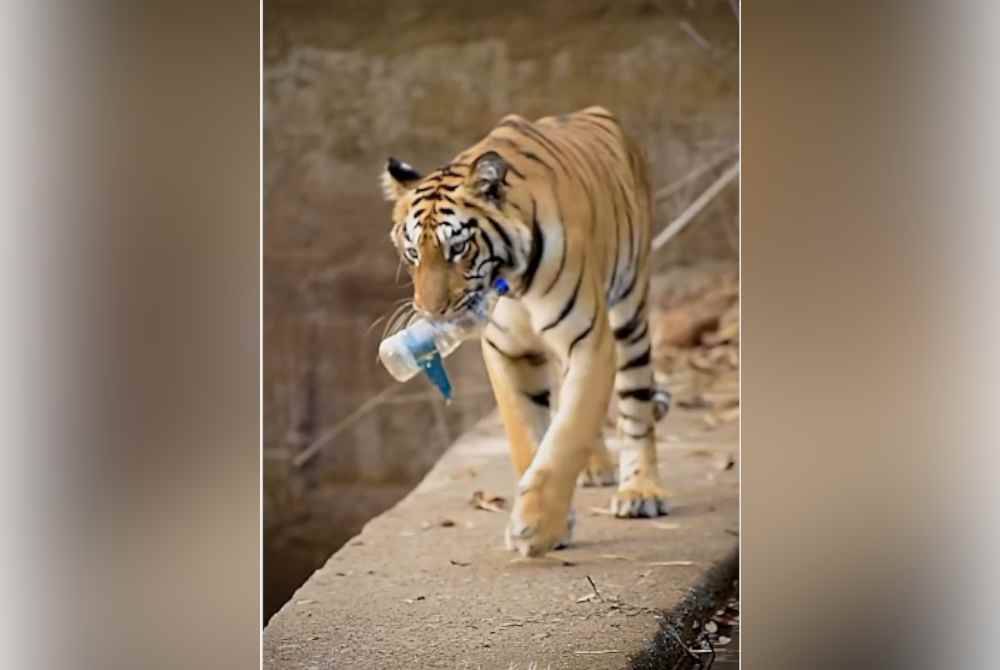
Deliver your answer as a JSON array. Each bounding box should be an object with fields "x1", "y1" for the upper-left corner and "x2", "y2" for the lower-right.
[{"x1": 379, "y1": 278, "x2": 509, "y2": 401}]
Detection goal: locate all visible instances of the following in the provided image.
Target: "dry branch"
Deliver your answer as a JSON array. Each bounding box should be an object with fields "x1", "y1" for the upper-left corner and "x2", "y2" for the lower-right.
[
  {"x1": 654, "y1": 147, "x2": 737, "y2": 203},
  {"x1": 652, "y1": 161, "x2": 739, "y2": 252}
]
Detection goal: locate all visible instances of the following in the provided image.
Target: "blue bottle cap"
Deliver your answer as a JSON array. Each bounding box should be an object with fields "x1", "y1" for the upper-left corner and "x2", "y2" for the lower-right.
[{"x1": 493, "y1": 277, "x2": 509, "y2": 296}]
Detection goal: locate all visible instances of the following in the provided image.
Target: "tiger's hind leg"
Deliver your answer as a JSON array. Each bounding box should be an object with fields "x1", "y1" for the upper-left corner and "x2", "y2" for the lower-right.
[
  {"x1": 578, "y1": 437, "x2": 618, "y2": 487},
  {"x1": 607, "y1": 285, "x2": 670, "y2": 517}
]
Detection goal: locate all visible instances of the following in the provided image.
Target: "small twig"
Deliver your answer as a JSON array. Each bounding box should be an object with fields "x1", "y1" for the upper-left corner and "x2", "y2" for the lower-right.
[
  {"x1": 573, "y1": 650, "x2": 621, "y2": 656},
  {"x1": 652, "y1": 161, "x2": 739, "y2": 252},
  {"x1": 586, "y1": 575, "x2": 602, "y2": 600},
  {"x1": 380, "y1": 386, "x2": 495, "y2": 405},
  {"x1": 703, "y1": 632, "x2": 717, "y2": 668},
  {"x1": 663, "y1": 627, "x2": 703, "y2": 666},
  {"x1": 293, "y1": 384, "x2": 402, "y2": 468},
  {"x1": 648, "y1": 560, "x2": 696, "y2": 567},
  {"x1": 679, "y1": 20, "x2": 712, "y2": 50}
]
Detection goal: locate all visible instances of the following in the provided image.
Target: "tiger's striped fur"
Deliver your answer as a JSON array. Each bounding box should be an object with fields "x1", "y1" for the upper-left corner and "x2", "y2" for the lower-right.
[{"x1": 382, "y1": 107, "x2": 668, "y2": 556}]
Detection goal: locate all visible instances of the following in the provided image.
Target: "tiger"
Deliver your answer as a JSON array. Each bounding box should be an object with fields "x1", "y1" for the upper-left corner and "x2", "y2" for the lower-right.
[{"x1": 381, "y1": 106, "x2": 669, "y2": 557}]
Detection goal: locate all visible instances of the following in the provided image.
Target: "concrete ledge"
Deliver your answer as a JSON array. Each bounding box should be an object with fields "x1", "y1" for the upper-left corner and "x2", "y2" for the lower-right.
[{"x1": 264, "y1": 407, "x2": 738, "y2": 669}]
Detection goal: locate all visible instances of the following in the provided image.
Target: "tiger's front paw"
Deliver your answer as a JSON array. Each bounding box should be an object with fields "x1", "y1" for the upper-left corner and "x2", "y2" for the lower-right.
[
  {"x1": 505, "y1": 470, "x2": 574, "y2": 557},
  {"x1": 610, "y1": 476, "x2": 671, "y2": 518}
]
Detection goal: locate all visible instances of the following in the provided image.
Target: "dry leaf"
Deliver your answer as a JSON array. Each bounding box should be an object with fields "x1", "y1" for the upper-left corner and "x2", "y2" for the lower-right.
[
  {"x1": 652, "y1": 521, "x2": 681, "y2": 530},
  {"x1": 575, "y1": 593, "x2": 598, "y2": 604},
  {"x1": 470, "y1": 490, "x2": 506, "y2": 512},
  {"x1": 599, "y1": 554, "x2": 636, "y2": 561},
  {"x1": 449, "y1": 465, "x2": 479, "y2": 479},
  {"x1": 687, "y1": 448, "x2": 716, "y2": 460},
  {"x1": 588, "y1": 506, "x2": 615, "y2": 516}
]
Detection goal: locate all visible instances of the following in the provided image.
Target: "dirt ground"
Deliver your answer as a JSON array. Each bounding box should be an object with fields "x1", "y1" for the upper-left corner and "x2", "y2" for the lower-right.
[{"x1": 264, "y1": 402, "x2": 738, "y2": 669}]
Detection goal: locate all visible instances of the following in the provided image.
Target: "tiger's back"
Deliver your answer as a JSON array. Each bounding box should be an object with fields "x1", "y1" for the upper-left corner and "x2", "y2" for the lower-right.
[{"x1": 455, "y1": 106, "x2": 654, "y2": 310}]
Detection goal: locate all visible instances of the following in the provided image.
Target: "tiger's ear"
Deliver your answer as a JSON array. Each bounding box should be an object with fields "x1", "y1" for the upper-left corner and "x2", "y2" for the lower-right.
[
  {"x1": 381, "y1": 157, "x2": 422, "y2": 201},
  {"x1": 469, "y1": 151, "x2": 508, "y2": 202}
]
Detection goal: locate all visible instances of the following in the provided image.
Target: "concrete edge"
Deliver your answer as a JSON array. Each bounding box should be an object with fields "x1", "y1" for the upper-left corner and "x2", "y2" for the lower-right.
[{"x1": 628, "y1": 547, "x2": 739, "y2": 669}]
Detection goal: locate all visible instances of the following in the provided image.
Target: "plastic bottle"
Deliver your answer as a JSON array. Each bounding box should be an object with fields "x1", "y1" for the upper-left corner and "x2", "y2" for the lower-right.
[{"x1": 379, "y1": 278, "x2": 509, "y2": 400}]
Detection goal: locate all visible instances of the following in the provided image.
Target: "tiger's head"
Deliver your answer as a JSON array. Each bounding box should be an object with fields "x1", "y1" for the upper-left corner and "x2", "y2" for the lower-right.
[{"x1": 381, "y1": 151, "x2": 529, "y2": 319}]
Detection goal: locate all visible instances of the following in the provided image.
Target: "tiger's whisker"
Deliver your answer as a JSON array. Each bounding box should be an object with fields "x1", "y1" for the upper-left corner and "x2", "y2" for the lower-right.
[{"x1": 367, "y1": 298, "x2": 413, "y2": 336}]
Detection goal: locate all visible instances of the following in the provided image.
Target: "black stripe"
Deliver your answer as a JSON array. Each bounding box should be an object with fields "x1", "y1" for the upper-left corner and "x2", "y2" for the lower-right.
[
  {"x1": 615, "y1": 179, "x2": 636, "y2": 269},
  {"x1": 567, "y1": 313, "x2": 597, "y2": 358},
  {"x1": 480, "y1": 220, "x2": 510, "y2": 264},
  {"x1": 439, "y1": 183, "x2": 460, "y2": 192},
  {"x1": 605, "y1": 163, "x2": 623, "y2": 297},
  {"x1": 618, "y1": 387, "x2": 654, "y2": 402},
  {"x1": 475, "y1": 255, "x2": 503, "y2": 274},
  {"x1": 613, "y1": 299, "x2": 646, "y2": 341},
  {"x1": 499, "y1": 119, "x2": 573, "y2": 176},
  {"x1": 584, "y1": 109, "x2": 617, "y2": 122},
  {"x1": 562, "y1": 134, "x2": 623, "y2": 300},
  {"x1": 623, "y1": 427, "x2": 653, "y2": 440},
  {"x1": 607, "y1": 237, "x2": 620, "y2": 299},
  {"x1": 542, "y1": 210, "x2": 567, "y2": 296},
  {"x1": 475, "y1": 220, "x2": 496, "y2": 258},
  {"x1": 624, "y1": 209, "x2": 635, "y2": 273},
  {"x1": 614, "y1": 269, "x2": 641, "y2": 307},
  {"x1": 619, "y1": 346, "x2": 651, "y2": 372},
  {"x1": 619, "y1": 412, "x2": 647, "y2": 423},
  {"x1": 521, "y1": 200, "x2": 544, "y2": 295},
  {"x1": 492, "y1": 137, "x2": 555, "y2": 175},
  {"x1": 502, "y1": 158, "x2": 525, "y2": 179},
  {"x1": 485, "y1": 216, "x2": 513, "y2": 249},
  {"x1": 525, "y1": 390, "x2": 550, "y2": 408},
  {"x1": 551, "y1": 134, "x2": 602, "y2": 237},
  {"x1": 438, "y1": 207, "x2": 454, "y2": 215},
  {"x1": 575, "y1": 115, "x2": 622, "y2": 144},
  {"x1": 485, "y1": 338, "x2": 547, "y2": 366},
  {"x1": 627, "y1": 322, "x2": 649, "y2": 346},
  {"x1": 541, "y1": 270, "x2": 584, "y2": 332},
  {"x1": 522, "y1": 123, "x2": 576, "y2": 175}
]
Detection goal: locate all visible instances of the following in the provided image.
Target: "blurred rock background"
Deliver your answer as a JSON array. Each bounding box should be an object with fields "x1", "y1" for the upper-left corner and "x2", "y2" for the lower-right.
[{"x1": 264, "y1": 0, "x2": 738, "y2": 624}]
